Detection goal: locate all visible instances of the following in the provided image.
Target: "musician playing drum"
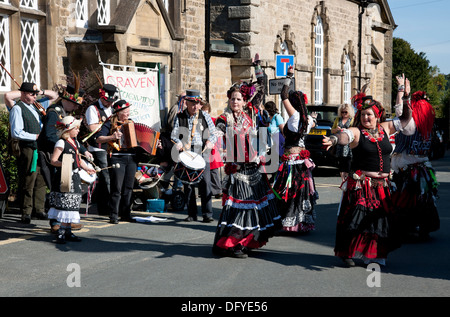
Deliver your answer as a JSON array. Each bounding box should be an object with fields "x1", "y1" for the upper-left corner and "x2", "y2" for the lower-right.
[
  {"x1": 96, "y1": 100, "x2": 139, "y2": 224},
  {"x1": 171, "y1": 89, "x2": 217, "y2": 223},
  {"x1": 48, "y1": 116, "x2": 95, "y2": 244}
]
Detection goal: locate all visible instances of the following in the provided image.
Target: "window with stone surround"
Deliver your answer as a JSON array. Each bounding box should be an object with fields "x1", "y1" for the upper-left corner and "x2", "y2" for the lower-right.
[
  {"x1": 314, "y1": 16, "x2": 323, "y2": 105},
  {"x1": 0, "y1": 14, "x2": 10, "y2": 91},
  {"x1": 343, "y1": 55, "x2": 351, "y2": 105}
]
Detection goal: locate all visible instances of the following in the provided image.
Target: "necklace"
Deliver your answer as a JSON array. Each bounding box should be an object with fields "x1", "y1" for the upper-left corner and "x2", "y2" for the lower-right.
[{"x1": 361, "y1": 126, "x2": 384, "y2": 142}]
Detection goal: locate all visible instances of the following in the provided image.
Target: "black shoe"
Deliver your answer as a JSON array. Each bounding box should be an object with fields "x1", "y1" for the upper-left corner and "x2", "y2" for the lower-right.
[
  {"x1": 20, "y1": 217, "x2": 31, "y2": 224},
  {"x1": 233, "y1": 249, "x2": 248, "y2": 259},
  {"x1": 56, "y1": 234, "x2": 66, "y2": 244},
  {"x1": 184, "y1": 216, "x2": 197, "y2": 222},
  {"x1": 65, "y1": 233, "x2": 82, "y2": 242},
  {"x1": 202, "y1": 217, "x2": 214, "y2": 223},
  {"x1": 32, "y1": 212, "x2": 48, "y2": 220},
  {"x1": 110, "y1": 218, "x2": 119, "y2": 224},
  {"x1": 341, "y1": 257, "x2": 355, "y2": 267}
]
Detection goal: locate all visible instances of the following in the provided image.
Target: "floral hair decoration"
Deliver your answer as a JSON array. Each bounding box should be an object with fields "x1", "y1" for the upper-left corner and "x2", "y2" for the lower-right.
[{"x1": 227, "y1": 82, "x2": 256, "y2": 102}]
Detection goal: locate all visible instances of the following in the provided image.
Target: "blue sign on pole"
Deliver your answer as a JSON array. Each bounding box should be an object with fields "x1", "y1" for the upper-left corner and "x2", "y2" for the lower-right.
[{"x1": 276, "y1": 55, "x2": 294, "y2": 77}]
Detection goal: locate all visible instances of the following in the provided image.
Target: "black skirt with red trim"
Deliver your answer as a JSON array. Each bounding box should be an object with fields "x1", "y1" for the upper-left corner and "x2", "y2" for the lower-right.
[
  {"x1": 391, "y1": 162, "x2": 440, "y2": 236},
  {"x1": 213, "y1": 164, "x2": 281, "y2": 252},
  {"x1": 335, "y1": 176, "x2": 401, "y2": 260}
]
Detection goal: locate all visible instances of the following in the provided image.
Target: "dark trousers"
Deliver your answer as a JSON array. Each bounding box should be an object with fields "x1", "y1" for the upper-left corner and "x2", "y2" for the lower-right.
[
  {"x1": 108, "y1": 154, "x2": 137, "y2": 221},
  {"x1": 91, "y1": 150, "x2": 111, "y2": 214},
  {"x1": 18, "y1": 147, "x2": 47, "y2": 219},
  {"x1": 184, "y1": 162, "x2": 213, "y2": 219},
  {"x1": 210, "y1": 167, "x2": 222, "y2": 196}
]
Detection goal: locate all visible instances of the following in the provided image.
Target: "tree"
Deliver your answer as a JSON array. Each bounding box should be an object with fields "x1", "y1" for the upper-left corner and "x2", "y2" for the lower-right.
[
  {"x1": 392, "y1": 37, "x2": 431, "y2": 107},
  {"x1": 427, "y1": 66, "x2": 447, "y2": 117}
]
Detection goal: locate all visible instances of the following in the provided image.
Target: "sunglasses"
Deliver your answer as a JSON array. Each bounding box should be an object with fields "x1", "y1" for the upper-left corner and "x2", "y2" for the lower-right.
[{"x1": 341, "y1": 111, "x2": 348, "y2": 114}]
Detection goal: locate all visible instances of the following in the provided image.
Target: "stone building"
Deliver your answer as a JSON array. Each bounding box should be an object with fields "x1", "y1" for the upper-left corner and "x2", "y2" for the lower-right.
[
  {"x1": 209, "y1": 0, "x2": 396, "y2": 117},
  {"x1": 0, "y1": 0, "x2": 395, "y2": 122}
]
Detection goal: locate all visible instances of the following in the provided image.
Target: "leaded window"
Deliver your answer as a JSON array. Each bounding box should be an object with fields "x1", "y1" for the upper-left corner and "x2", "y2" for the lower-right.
[
  {"x1": 20, "y1": 0, "x2": 37, "y2": 9},
  {"x1": 97, "y1": 0, "x2": 110, "y2": 25},
  {"x1": 0, "y1": 15, "x2": 11, "y2": 91},
  {"x1": 76, "y1": 0, "x2": 88, "y2": 28},
  {"x1": 21, "y1": 18, "x2": 40, "y2": 86}
]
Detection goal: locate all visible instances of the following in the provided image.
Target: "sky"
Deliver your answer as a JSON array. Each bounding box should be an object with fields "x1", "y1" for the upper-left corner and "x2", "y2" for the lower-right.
[{"x1": 387, "y1": 0, "x2": 450, "y2": 74}]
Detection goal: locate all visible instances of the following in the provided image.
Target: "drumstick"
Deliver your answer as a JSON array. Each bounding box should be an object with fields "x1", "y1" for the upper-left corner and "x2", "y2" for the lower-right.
[
  {"x1": 79, "y1": 153, "x2": 95, "y2": 163},
  {"x1": 94, "y1": 163, "x2": 121, "y2": 173},
  {"x1": 171, "y1": 139, "x2": 194, "y2": 158}
]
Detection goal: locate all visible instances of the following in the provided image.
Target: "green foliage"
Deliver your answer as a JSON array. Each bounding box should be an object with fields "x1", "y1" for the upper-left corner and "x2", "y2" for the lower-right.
[
  {"x1": 393, "y1": 37, "x2": 450, "y2": 119},
  {"x1": 392, "y1": 37, "x2": 432, "y2": 105},
  {"x1": 0, "y1": 109, "x2": 18, "y2": 194}
]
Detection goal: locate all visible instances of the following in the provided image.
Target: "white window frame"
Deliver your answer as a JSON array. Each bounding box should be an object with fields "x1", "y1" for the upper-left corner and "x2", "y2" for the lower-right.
[
  {"x1": 97, "y1": 0, "x2": 110, "y2": 25},
  {"x1": 76, "y1": 0, "x2": 88, "y2": 28},
  {"x1": 20, "y1": 18, "x2": 40, "y2": 86},
  {"x1": 0, "y1": 14, "x2": 11, "y2": 91},
  {"x1": 343, "y1": 55, "x2": 351, "y2": 105},
  {"x1": 20, "y1": 0, "x2": 37, "y2": 9},
  {"x1": 314, "y1": 16, "x2": 323, "y2": 105}
]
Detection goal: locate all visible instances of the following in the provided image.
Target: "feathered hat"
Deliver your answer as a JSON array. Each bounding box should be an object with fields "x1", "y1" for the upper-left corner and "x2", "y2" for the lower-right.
[{"x1": 60, "y1": 71, "x2": 84, "y2": 106}]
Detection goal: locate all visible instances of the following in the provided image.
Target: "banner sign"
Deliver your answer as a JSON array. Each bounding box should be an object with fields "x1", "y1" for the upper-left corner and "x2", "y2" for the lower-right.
[{"x1": 102, "y1": 65, "x2": 161, "y2": 130}]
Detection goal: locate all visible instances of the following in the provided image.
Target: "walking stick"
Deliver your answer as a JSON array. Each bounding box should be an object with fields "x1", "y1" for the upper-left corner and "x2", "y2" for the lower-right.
[{"x1": 0, "y1": 62, "x2": 47, "y2": 116}]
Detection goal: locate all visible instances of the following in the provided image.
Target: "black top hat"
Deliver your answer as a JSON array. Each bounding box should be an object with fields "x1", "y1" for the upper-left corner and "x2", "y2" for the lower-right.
[
  {"x1": 184, "y1": 89, "x2": 202, "y2": 102},
  {"x1": 19, "y1": 82, "x2": 40, "y2": 93},
  {"x1": 100, "y1": 84, "x2": 119, "y2": 102},
  {"x1": 61, "y1": 84, "x2": 85, "y2": 106},
  {"x1": 113, "y1": 99, "x2": 131, "y2": 114}
]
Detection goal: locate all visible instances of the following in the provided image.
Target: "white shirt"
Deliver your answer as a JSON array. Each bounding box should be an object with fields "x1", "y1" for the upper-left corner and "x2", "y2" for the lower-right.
[{"x1": 85, "y1": 99, "x2": 113, "y2": 152}]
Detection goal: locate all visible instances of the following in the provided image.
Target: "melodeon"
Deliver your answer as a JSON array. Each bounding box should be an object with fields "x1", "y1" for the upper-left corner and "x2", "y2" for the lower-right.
[{"x1": 119, "y1": 121, "x2": 160, "y2": 155}]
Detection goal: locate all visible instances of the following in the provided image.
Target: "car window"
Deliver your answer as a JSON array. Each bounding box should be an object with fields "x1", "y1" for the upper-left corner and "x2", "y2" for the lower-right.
[{"x1": 307, "y1": 106, "x2": 338, "y2": 127}]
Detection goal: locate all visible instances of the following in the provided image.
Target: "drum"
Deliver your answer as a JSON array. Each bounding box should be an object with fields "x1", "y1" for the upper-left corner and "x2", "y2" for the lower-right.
[
  {"x1": 173, "y1": 151, "x2": 206, "y2": 185},
  {"x1": 60, "y1": 154, "x2": 72, "y2": 192},
  {"x1": 79, "y1": 160, "x2": 97, "y2": 185}
]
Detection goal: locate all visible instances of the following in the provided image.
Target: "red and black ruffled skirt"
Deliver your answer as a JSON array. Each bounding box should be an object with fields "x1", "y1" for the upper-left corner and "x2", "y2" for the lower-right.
[
  {"x1": 213, "y1": 163, "x2": 281, "y2": 252},
  {"x1": 335, "y1": 173, "x2": 401, "y2": 261},
  {"x1": 391, "y1": 162, "x2": 440, "y2": 236}
]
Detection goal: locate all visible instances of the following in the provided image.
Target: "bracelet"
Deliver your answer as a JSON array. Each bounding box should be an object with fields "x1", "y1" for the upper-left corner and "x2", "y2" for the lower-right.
[{"x1": 398, "y1": 85, "x2": 404, "y2": 92}]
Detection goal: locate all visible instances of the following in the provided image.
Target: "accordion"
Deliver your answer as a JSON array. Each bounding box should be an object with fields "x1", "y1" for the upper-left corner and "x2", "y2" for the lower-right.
[{"x1": 119, "y1": 121, "x2": 160, "y2": 155}]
